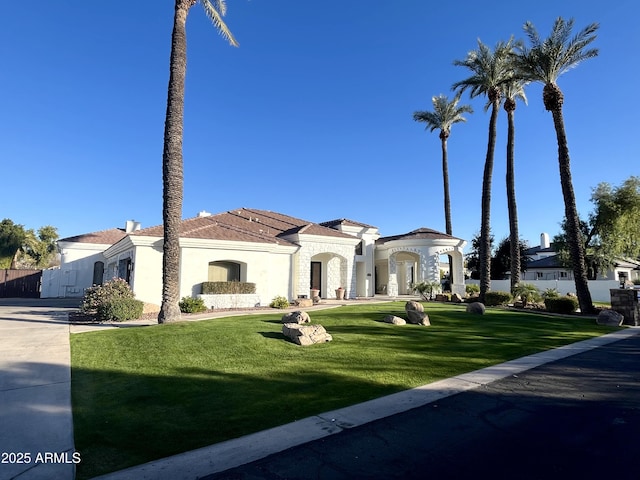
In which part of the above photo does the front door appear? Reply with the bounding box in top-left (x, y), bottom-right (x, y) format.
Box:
top-left (310, 262), bottom-right (322, 293)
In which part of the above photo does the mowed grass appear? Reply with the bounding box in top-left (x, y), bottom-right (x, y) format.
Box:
top-left (71, 302), bottom-right (618, 478)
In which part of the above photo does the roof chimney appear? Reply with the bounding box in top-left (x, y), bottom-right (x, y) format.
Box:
top-left (198, 210), bottom-right (212, 217)
top-left (125, 220), bottom-right (141, 233)
top-left (540, 232), bottom-right (550, 249)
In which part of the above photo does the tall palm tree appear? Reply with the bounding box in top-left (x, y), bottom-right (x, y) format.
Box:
top-left (159, 0), bottom-right (238, 324)
top-left (413, 93), bottom-right (473, 236)
top-left (512, 17), bottom-right (598, 314)
top-left (502, 79), bottom-right (527, 292)
top-left (452, 38), bottom-right (515, 304)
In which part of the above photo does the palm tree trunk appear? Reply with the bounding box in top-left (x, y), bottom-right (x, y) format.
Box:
top-left (441, 135), bottom-right (455, 285)
top-left (441, 136), bottom-right (452, 236)
top-left (478, 98), bottom-right (499, 303)
top-left (549, 106), bottom-right (594, 313)
top-left (506, 109), bottom-right (520, 291)
top-left (158, 0), bottom-right (194, 323)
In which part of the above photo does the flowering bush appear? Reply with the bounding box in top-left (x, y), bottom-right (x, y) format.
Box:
top-left (80, 278), bottom-right (136, 316)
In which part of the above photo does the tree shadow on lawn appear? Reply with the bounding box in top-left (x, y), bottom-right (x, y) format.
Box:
top-left (72, 362), bottom-right (415, 479)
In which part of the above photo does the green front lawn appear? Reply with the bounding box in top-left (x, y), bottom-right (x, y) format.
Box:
top-left (71, 302), bottom-right (617, 478)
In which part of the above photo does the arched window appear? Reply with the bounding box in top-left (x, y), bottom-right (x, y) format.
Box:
top-left (92, 261), bottom-right (104, 286)
top-left (208, 261), bottom-right (241, 282)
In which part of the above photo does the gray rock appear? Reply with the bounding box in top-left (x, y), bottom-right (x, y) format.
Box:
top-left (282, 323), bottom-right (333, 346)
top-left (383, 315), bottom-right (406, 325)
top-left (466, 302), bottom-right (486, 315)
top-left (281, 310), bottom-right (310, 324)
top-left (405, 301), bottom-right (430, 325)
top-left (596, 309), bottom-right (624, 326)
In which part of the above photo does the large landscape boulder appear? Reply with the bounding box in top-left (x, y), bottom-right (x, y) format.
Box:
top-left (282, 323), bottom-right (333, 346)
top-left (281, 310), bottom-right (310, 324)
top-left (466, 302), bottom-right (486, 315)
top-left (596, 309), bottom-right (624, 326)
top-left (383, 315), bottom-right (406, 325)
top-left (405, 301), bottom-right (430, 326)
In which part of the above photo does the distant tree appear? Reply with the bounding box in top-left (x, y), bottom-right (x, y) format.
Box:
top-left (554, 176), bottom-right (640, 277)
top-left (0, 219), bottom-right (27, 268)
top-left (512, 17), bottom-right (599, 314)
top-left (590, 176), bottom-right (640, 261)
top-left (159, 0), bottom-right (238, 324)
top-left (413, 93), bottom-right (473, 236)
top-left (502, 79), bottom-right (528, 291)
top-left (491, 237), bottom-right (530, 280)
top-left (466, 231), bottom-right (494, 280)
top-left (17, 226), bottom-right (59, 268)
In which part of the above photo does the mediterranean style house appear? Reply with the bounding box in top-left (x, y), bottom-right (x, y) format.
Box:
top-left (41, 208), bottom-right (467, 306)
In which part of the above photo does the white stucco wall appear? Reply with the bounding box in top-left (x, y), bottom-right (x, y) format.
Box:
top-left (41, 242), bottom-right (110, 298)
top-left (179, 239), bottom-right (297, 307)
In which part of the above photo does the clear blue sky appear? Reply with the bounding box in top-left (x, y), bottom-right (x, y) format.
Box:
top-left (2, 1), bottom-right (638, 250)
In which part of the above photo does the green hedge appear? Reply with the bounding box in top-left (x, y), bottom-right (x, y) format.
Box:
top-left (201, 281), bottom-right (256, 294)
top-left (484, 291), bottom-right (512, 306)
top-left (96, 298), bottom-right (144, 322)
top-left (544, 296), bottom-right (578, 314)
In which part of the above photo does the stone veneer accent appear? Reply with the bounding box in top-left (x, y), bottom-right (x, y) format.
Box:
top-left (297, 240), bottom-right (356, 298)
top-left (610, 289), bottom-right (640, 326)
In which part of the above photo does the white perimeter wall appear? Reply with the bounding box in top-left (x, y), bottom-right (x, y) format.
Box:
top-left (41, 243), bottom-right (109, 298)
top-left (467, 279), bottom-right (623, 303)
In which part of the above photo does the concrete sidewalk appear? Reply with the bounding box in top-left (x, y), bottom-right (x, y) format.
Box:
top-left (0, 300), bottom-right (78, 480)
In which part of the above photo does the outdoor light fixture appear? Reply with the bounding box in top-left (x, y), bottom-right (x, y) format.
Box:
top-left (619, 272), bottom-right (628, 288)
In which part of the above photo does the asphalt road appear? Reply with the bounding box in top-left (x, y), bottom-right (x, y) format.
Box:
top-left (202, 332), bottom-right (640, 480)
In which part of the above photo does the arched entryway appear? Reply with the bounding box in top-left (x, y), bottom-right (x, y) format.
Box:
top-left (310, 252), bottom-right (349, 298)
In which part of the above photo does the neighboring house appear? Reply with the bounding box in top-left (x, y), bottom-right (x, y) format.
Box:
top-left (42, 208), bottom-right (467, 305)
top-left (522, 233), bottom-right (640, 283)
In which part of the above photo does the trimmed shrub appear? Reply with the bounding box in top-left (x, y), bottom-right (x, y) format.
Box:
top-left (513, 283), bottom-right (541, 307)
top-left (269, 295), bottom-right (290, 309)
top-left (201, 281), bottom-right (256, 294)
top-left (544, 296), bottom-right (579, 314)
top-left (81, 278), bottom-right (135, 315)
top-left (412, 281), bottom-right (441, 300)
top-left (96, 298), bottom-right (144, 322)
top-left (465, 284), bottom-right (480, 296)
top-left (179, 296), bottom-right (207, 313)
top-left (484, 291), bottom-right (512, 306)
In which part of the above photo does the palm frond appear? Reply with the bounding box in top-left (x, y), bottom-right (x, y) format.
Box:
top-left (513, 17), bottom-right (598, 84)
top-left (200, 0), bottom-right (239, 47)
top-left (413, 93), bottom-right (473, 134)
top-left (452, 37), bottom-right (517, 103)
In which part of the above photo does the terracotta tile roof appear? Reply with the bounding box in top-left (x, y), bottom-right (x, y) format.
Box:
top-left (131, 208), bottom-right (354, 245)
top-left (376, 228), bottom-right (462, 244)
top-left (58, 228), bottom-right (128, 245)
top-left (320, 218), bottom-right (378, 229)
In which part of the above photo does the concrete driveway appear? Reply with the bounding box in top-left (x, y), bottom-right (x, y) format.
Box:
top-left (0, 298), bottom-right (80, 480)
